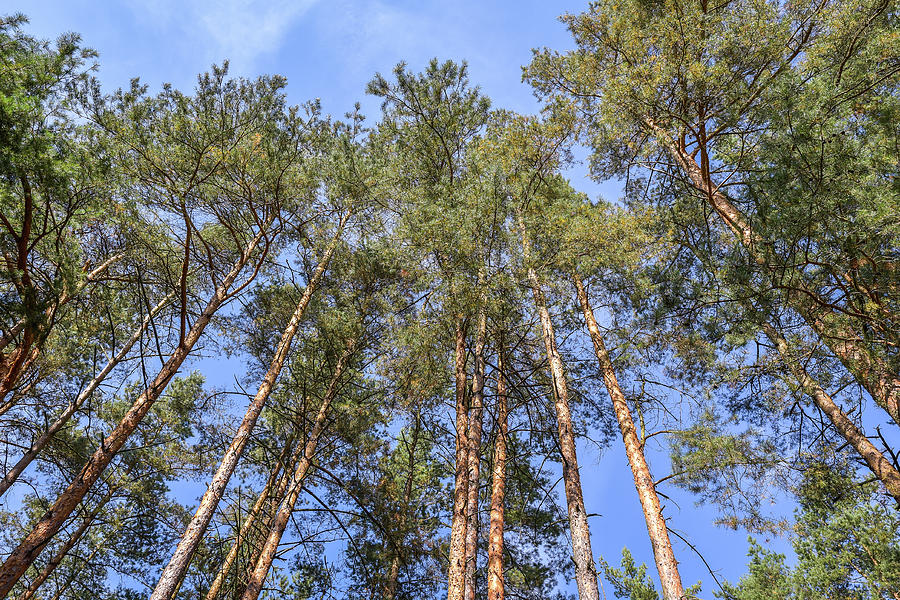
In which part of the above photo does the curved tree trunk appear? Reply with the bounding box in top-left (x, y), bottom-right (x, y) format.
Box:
top-left (150, 211), bottom-right (350, 600)
top-left (0, 228), bottom-right (269, 598)
top-left (487, 345), bottom-right (507, 600)
top-left (761, 323), bottom-right (900, 501)
top-left (239, 340), bottom-right (356, 600)
top-left (0, 253), bottom-right (123, 410)
top-left (0, 291), bottom-right (175, 498)
top-left (447, 316), bottom-right (470, 600)
top-left (651, 121), bottom-right (900, 422)
top-left (463, 308), bottom-right (487, 600)
top-left (519, 212), bottom-right (600, 600)
top-left (573, 273), bottom-right (685, 600)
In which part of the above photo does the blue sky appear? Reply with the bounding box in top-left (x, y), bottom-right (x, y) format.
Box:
top-left (9, 0), bottom-right (790, 596)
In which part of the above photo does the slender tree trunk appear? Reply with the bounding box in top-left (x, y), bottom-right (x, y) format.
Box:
top-left (384, 412), bottom-right (422, 600)
top-left (150, 211), bottom-right (349, 600)
top-left (0, 292), bottom-right (175, 498)
top-left (16, 489), bottom-right (114, 600)
top-left (0, 228), bottom-right (269, 598)
top-left (650, 121), bottom-right (900, 422)
top-left (239, 340), bottom-right (356, 600)
top-left (519, 212), bottom-right (600, 600)
top-left (447, 316), bottom-right (470, 600)
top-left (463, 308), bottom-right (487, 600)
top-left (487, 344), bottom-right (507, 600)
top-left (204, 439), bottom-right (299, 600)
top-left (44, 543), bottom-right (103, 600)
top-left (573, 273), bottom-right (685, 600)
top-left (761, 323), bottom-right (900, 501)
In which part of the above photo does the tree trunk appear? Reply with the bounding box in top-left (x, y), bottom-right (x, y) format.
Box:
top-left (487, 344), bottom-right (507, 600)
top-left (0, 228), bottom-right (269, 599)
top-left (0, 291), bottom-right (175, 498)
top-left (573, 273), bottom-right (685, 600)
top-left (519, 212), bottom-right (600, 600)
top-left (464, 308), bottom-right (487, 600)
top-left (16, 489), bottom-right (114, 600)
top-left (761, 323), bottom-right (900, 501)
top-left (384, 412), bottom-right (422, 600)
top-left (651, 121), bottom-right (900, 422)
top-left (447, 316), bottom-right (470, 600)
top-left (239, 340), bottom-right (356, 600)
top-left (150, 211), bottom-right (349, 600)
top-left (204, 439), bottom-right (299, 600)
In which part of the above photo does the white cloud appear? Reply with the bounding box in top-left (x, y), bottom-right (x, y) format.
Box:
top-left (127, 0), bottom-right (319, 74)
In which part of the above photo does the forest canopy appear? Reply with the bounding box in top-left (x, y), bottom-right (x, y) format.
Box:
top-left (0, 2), bottom-right (899, 599)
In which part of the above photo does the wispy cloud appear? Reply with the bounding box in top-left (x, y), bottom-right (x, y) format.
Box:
top-left (127, 0), bottom-right (319, 73)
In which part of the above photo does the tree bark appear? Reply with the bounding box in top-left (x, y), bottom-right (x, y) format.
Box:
top-left (573, 273), bottom-right (685, 600)
top-left (650, 121), bottom-right (900, 422)
top-left (447, 316), bottom-right (470, 600)
top-left (150, 210), bottom-right (349, 600)
top-left (463, 308), bottom-right (487, 600)
top-left (239, 340), bottom-right (356, 600)
top-left (487, 344), bottom-right (507, 600)
top-left (0, 228), bottom-right (269, 598)
top-left (519, 212), bottom-right (600, 600)
top-left (0, 291), bottom-right (175, 498)
top-left (0, 253), bottom-right (123, 409)
top-left (16, 489), bottom-right (114, 600)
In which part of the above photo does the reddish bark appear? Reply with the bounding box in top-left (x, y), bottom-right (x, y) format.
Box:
top-left (16, 489), bottom-right (114, 600)
top-left (464, 309), bottom-right (487, 600)
top-left (520, 213), bottom-right (600, 600)
top-left (0, 228), bottom-right (269, 598)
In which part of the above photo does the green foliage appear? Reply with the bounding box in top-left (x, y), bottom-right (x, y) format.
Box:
top-left (600, 548), bottom-right (660, 600)
top-left (722, 465), bottom-right (900, 600)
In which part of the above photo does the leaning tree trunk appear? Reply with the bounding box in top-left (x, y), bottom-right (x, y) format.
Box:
top-left (239, 340), bottom-right (356, 600)
top-left (0, 228), bottom-right (269, 598)
top-left (649, 120), bottom-right (900, 422)
top-left (150, 210), bottom-right (350, 600)
top-left (519, 212), bottom-right (600, 600)
top-left (487, 345), bottom-right (508, 600)
top-left (760, 323), bottom-right (900, 501)
top-left (464, 308), bottom-right (487, 600)
top-left (0, 291), bottom-right (175, 498)
top-left (573, 273), bottom-right (685, 600)
top-left (16, 488), bottom-right (114, 600)
top-left (447, 316), bottom-right (470, 600)
top-left (0, 253), bottom-right (123, 410)
top-left (204, 438), bottom-right (299, 600)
